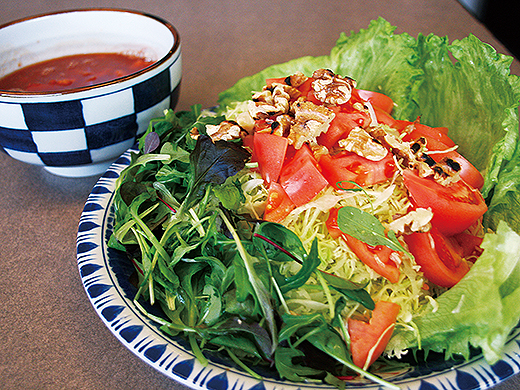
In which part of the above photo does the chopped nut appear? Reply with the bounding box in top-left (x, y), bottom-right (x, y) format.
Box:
top-left (256, 114), bottom-right (292, 137)
top-left (288, 98), bottom-right (335, 149)
top-left (248, 83), bottom-right (299, 119)
top-left (388, 208), bottom-right (433, 234)
top-left (311, 69), bottom-right (356, 105)
top-left (277, 83), bottom-right (303, 101)
top-left (415, 159), bottom-right (436, 179)
top-left (190, 127), bottom-right (200, 140)
top-left (338, 127), bottom-right (388, 161)
top-left (270, 121), bottom-right (283, 136)
top-left (367, 124), bottom-right (461, 185)
top-left (432, 165), bottom-right (460, 185)
top-left (206, 120), bottom-right (244, 142)
top-left (285, 71), bottom-right (308, 88)
top-left (413, 153), bottom-right (461, 185)
top-left (369, 125), bottom-right (415, 164)
top-left (310, 143), bottom-right (329, 160)
top-left (276, 114), bottom-right (293, 137)
top-left (443, 157), bottom-right (461, 173)
top-left (418, 153), bottom-right (436, 167)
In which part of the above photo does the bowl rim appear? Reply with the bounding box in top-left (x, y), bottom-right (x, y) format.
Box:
top-left (0, 7), bottom-right (181, 97)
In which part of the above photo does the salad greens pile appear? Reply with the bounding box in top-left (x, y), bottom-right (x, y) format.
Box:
top-left (108, 17), bottom-right (520, 388)
top-left (109, 108), bottom-right (388, 386)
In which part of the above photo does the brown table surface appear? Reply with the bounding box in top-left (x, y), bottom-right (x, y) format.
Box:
top-left (1, 1), bottom-right (520, 389)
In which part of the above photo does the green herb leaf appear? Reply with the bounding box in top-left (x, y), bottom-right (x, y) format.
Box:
top-left (254, 222), bottom-right (374, 307)
top-left (331, 285), bottom-right (375, 311)
top-left (213, 180), bottom-right (244, 211)
top-left (208, 334), bottom-right (263, 359)
top-left (279, 313), bottom-right (352, 367)
top-left (337, 206), bottom-right (408, 254)
top-left (253, 222), bottom-right (307, 263)
top-left (143, 131), bottom-right (161, 154)
top-left (212, 317), bottom-right (272, 359)
top-left (184, 135), bottom-right (250, 211)
top-left (274, 347), bottom-right (324, 382)
top-left (219, 210), bottom-right (278, 355)
top-left (277, 238), bottom-right (321, 293)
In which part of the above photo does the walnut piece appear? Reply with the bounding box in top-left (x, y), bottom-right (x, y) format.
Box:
top-left (206, 121), bottom-right (244, 142)
top-left (285, 71), bottom-right (308, 88)
top-left (338, 127), bottom-right (388, 161)
top-left (255, 114), bottom-right (292, 137)
top-left (388, 208), bottom-right (433, 235)
top-left (288, 98), bottom-right (335, 149)
top-left (248, 83), bottom-right (300, 119)
top-left (311, 69), bottom-right (356, 105)
top-left (367, 124), bottom-right (462, 185)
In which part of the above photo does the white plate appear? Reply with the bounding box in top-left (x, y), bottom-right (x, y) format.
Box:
top-left (77, 146), bottom-right (520, 390)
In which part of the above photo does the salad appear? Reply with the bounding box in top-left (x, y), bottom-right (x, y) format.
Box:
top-left (108, 18), bottom-right (520, 389)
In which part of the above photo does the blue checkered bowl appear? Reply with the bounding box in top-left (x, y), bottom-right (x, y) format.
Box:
top-left (0, 9), bottom-right (181, 177)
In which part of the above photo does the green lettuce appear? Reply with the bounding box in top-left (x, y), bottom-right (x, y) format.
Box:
top-left (411, 34), bottom-right (520, 210)
top-left (216, 17), bottom-right (520, 364)
top-left (326, 18), bottom-right (421, 120)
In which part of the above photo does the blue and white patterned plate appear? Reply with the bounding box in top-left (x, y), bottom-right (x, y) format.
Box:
top-left (77, 147), bottom-right (520, 390)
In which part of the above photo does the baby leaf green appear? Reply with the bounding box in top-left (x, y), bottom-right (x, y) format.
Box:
top-left (337, 206), bottom-right (408, 255)
top-left (183, 135), bottom-right (250, 211)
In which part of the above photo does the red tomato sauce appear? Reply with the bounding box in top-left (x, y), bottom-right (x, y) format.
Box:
top-left (0, 52), bottom-right (154, 92)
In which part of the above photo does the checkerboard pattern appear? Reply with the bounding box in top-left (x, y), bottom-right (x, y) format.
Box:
top-left (0, 58), bottom-right (181, 168)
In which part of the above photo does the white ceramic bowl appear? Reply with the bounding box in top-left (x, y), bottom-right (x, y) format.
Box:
top-left (0, 8), bottom-right (181, 177)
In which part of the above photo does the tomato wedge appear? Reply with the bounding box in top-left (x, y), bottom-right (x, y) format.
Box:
top-left (316, 109), bottom-right (371, 149)
top-left (253, 132), bottom-right (288, 184)
top-left (283, 143), bottom-right (316, 166)
top-left (355, 88), bottom-right (394, 114)
top-left (264, 182), bottom-right (295, 223)
top-left (401, 121), bottom-right (455, 148)
top-left (402, 169), bottom-right (487, 236)
top-left (453, 232), bottom-right (484, 259)
top-left (404, 226), bottom-right (471, 288)
top-left (348, 301), bottom-right (400, 369)
top-left (319, 150), bottom-right (396, 190)
top-left (326, 208), bottom-right (401, 283)
top-left (373, 105), bottom-right (398, 127)
top-left (279, 145), bottom-right (328, 207)
top-left (429, 150), bottom-right (484, 190)
top-left (342, 234), bottom-right (401, 284)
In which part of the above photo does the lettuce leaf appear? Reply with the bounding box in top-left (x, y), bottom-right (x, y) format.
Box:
top-left (327, 18), bottom-right (422, 120)
top-left (484, 145), bottom-right (520, 233)
top-left (216, 17), bottom-right (520, 364)
top-left (388, 221), bottom-right (520, 364)
top-left (217, 55), bottom-right (328, 109)
top-left (411, 34), bottom-right (520, 204)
